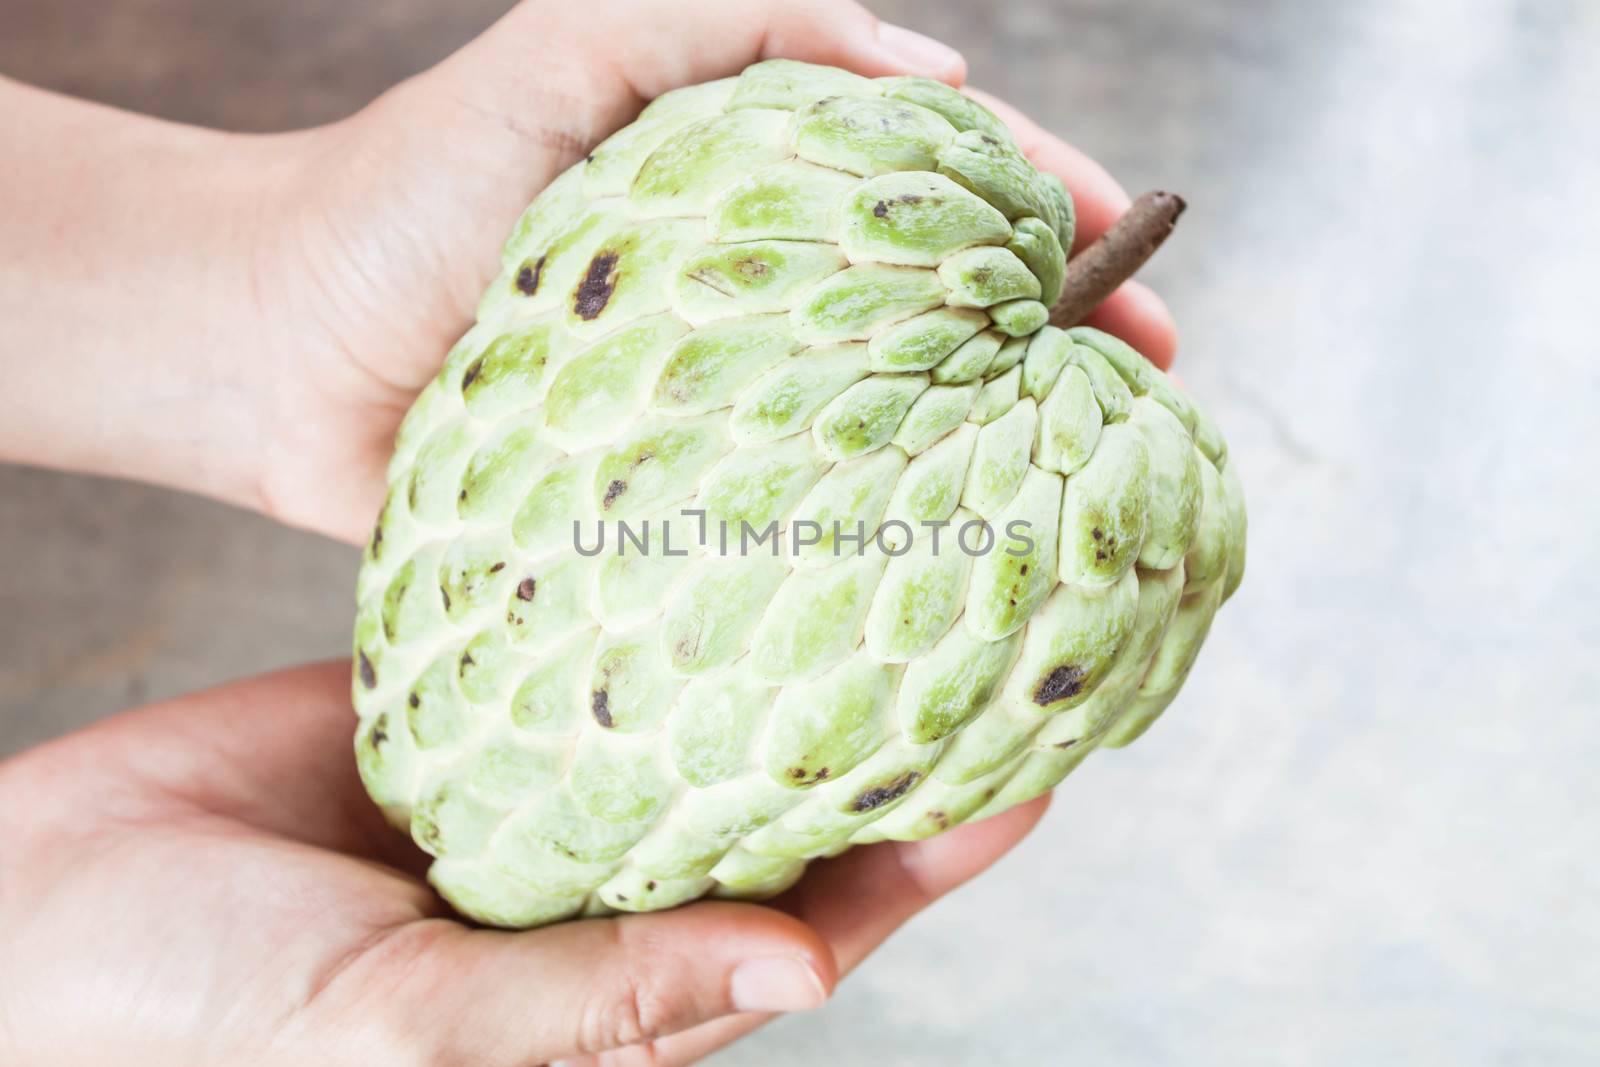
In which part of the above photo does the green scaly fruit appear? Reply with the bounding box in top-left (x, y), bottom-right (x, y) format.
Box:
top-left (351, 59), bottom-right (1245, 928)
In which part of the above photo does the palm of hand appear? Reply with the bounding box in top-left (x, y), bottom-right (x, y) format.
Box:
top-left (0, 663), bottom-right (1046, 1065)
top-left (0, 664), bottom-right (439, 1063)
top-left (247, 72), bottom-right (1173, 546)
top-left (250, 83), bottom-right (574, 544)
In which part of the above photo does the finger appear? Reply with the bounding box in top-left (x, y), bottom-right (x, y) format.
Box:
top-left (435, 0), bottom-right (966, 156)
top-left (365, 903), bottom-right (834, 1065)
top-left (1081, 279), bottom-right (1179, 369)
top-left (563, 0), bottom-right (967, 96)
top-left (960, 87), bottom-right (1132, 252)
top-left (643, 796), bottom-right (1053, 1065)
top-left (595, 1011), bottom-right (771, 1067)
top-left (784, 794), bottom-right (1051, 966)
top-left (959, 89), bottom-right (1179, 365)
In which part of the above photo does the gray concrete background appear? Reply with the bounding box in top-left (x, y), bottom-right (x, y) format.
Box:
top-left (3, 0), bottom-right (1597, 1063)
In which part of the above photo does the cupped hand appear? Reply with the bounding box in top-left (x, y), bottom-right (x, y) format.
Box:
top-left (0, 662), bottom-right (1047, 1065)
top-left (243, 0), bottom-right (1177, 543)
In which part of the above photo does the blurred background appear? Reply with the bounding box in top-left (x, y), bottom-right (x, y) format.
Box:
top-left (3, 0), bottom-right (1597, 1062)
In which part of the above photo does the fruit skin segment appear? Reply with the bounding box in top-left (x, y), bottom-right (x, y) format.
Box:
top-left (351, 59), bottom-right (1245, 928)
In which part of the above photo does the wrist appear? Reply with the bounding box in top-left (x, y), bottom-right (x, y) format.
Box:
top-left (0, 77), bottom-right (304, 517)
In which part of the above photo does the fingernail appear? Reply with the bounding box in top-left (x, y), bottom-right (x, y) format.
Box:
top-left (876, 23), bottom-right (965, 78)
top-left (730, 956), bottom-right (828, 1013)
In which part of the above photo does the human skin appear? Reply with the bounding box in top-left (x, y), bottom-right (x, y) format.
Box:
top-left (0, 0), bottom-right (1175, 546)
top-left (0, 1), bottom-right (1179, 1062)
top-left (0, 663), bottom-right (1049, 1065)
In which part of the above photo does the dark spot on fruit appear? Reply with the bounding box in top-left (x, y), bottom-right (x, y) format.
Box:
top-left (357, 651), bottom-right (377, 689)
top-left (368, 717), bottom-right (389, 749)
top-left (873, 193), bottom-right (923, 219)
top-left (406, 477), bottom-right (418, 511)
top-left (1055, 738), bottom-right (1079, 749)
top-left (516, 254), bottom-right (546, 296)
top-left (686, 267), bottom-right (738, 298)
top-left (851, 771), bottom-right (923, 812)
top-left (440, 586), bottom-right (452, 611)
top-left (382, 583), bottom-right (407, 642)
top-left (457, 488), bottom-right (468, 503)
top-left (489, 561), bottom-right (506, 574)
top-left (592, 690), bottom-right (614, 728)
top-left (602, 479), bottom-right (627, 508)
top-left (1034, 664), bottom-right (1086, 705)
top-left (616, 894), bottom-right (627, 902)
top-left (674, 632), bottom-right (701, 664)
top-left (517, 578), bottom-right (537, 601)
top-left (369, 523), bottom-right (384, 555)
top-left (1019, 564), bottom-right (1029, 576)
top-left (1095, 549), bottom-right (1109, 562)
top-left (1091, 527), bottom-right (1105, 541)
top-left (789, 764), bottom-right (830, 785)
top-left (981, 134), bottom-right (999, 146)
top-left (646, 880), bottom-right (658, 891)
top-left (462, 356), bottom-right (485, 390)
top-left (585, 153), bottom-right (595, 164)
top-left (460, 651), bottom-right (476, 669)
top-left (574, 251), bottom-right (620, 320)
top-left (733, 255), bottom-right (770, 280)
top-left (408, 692), bottom-right (420, 709)
top-left (929, 809), bottom-right (949, 830)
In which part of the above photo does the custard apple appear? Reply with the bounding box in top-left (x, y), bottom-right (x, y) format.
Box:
top-left (352, 59), bottom-right (1245, 928)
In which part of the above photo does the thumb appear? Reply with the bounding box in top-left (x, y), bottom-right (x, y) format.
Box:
top-left (369, 903), bottom-right (835, 1064)
top-left (427, 0), bottom-right (966, 157)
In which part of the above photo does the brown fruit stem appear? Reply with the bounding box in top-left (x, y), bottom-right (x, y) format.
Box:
top-left (1049, 191), bottom-right (1186, 328)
